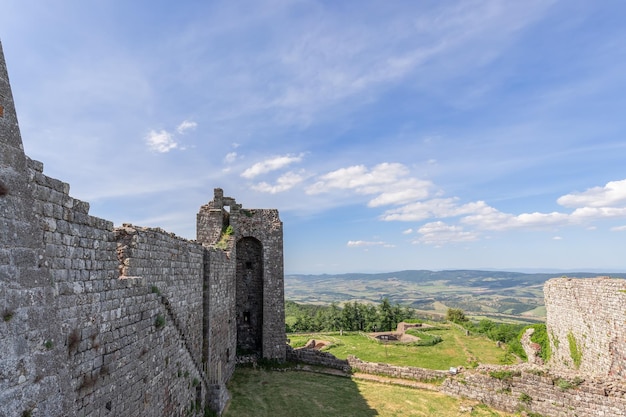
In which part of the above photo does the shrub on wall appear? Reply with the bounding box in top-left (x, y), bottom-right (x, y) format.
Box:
top-left (528, 323), bottom-right (551, 362)
top-left (155, 314), bottom-right (166, 330)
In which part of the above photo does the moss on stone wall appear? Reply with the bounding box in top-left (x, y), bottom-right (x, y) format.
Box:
top-left (567, 331), bottom-right (582, 369)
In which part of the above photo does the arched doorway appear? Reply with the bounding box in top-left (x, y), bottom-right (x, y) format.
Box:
top-left (236, 237), bottom-right (263, 355)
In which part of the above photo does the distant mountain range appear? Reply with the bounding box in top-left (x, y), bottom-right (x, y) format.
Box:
top-left (285, 270), bottom-right (626, 322)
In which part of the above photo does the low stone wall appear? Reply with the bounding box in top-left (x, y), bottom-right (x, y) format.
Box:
top-left (285, 346), bottom-right (626, 417)
top-left (285, 348), bottom-right (448, 382)
top-left (285, 346), bottom-right (350, 371)
top-left (347, 356), bottom-right (448, 382)
top-left (442, 365), bottom-right (626, 417)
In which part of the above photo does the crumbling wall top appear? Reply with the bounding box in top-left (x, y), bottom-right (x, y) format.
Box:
top-left (206, 188), bottom-right (241, 211)
top-left (0, 40), bottom-right (25, 155)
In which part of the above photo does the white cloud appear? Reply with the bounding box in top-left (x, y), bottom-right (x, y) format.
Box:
top-left (307, 163), bottom-right (408, 194)
top-left (347, 240), bottom-right (387, 247)
top-left (176, 120), bottom-right (197, 134)
top-left (552, 236), bottom-right (563, 240)
top-left (415, 221), bottom-right (479, 245)
top-left (402, 228), bottom-right (414, 235)
top-left (250, 171), bottom-right (304, 194)
top-left (145, 130), bottom-right (178, 153)
top-left (367, 179), bottom-right (432, 207)
top-left (381, 198), bottom-right (490, 222)
top-left (462, 208), bottom-right (570, 231)
top-left (306, 162), bottom-right (433, 208)
top-left (241, 154), bottom-right (304, 179)
top-left (558, 179), bottom-right (626, 208)
top-left (610, 225), bottom-right (626, 232)
top-left (145, 119), bottom-right (197, 152)
top-left (306, 164), bottom-right (626, 238)
top-left (380, 176), bottom-right (626, 237)
top-left (224, 152), bottom-right (238, 164)
top-left (570, 206), bottom-right (626, 221)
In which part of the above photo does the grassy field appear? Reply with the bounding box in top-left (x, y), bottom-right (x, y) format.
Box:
top-left (225, 368), bottom-right (515, 417)
top-left (288, 326), bottom-right (511, 369)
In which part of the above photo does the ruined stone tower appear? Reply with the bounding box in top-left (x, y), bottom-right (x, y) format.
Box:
top-left (0, 40), bottom-right (285, 416)
top-left (197, 188), bottom-right (286, 361)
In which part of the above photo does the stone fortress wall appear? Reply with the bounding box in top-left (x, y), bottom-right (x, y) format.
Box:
top-left (441, 277), bottom-right (626, 416)
top-left (544, 276), bottom-right (626, 377)
top-left (0, 41), bottom-right (284, 417)
top-left (3, 37), bottom-right (626, 417)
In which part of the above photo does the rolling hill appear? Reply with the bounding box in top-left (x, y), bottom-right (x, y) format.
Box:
top-left (285, 270), bottom-right (626, 322)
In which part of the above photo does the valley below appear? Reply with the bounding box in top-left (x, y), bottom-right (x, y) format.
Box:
top-left (285, 270), bottom-right (626, 323)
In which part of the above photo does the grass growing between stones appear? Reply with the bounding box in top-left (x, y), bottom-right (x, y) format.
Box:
top-left (289, 326), bottom-right (510, 369)
top-left (224, 368), bottom-right (514, 417)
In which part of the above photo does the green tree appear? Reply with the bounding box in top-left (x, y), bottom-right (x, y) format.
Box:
top-left (354, 302), bottom-right (368, 331)
top-left (326, 302), bottom-right (342, 331)
top-left (475, 319), bottom-right (495, 335)
top-left (487, 323), bottom-right (518, 343)
top-left (378, 298), bottom-right (395, 331)
top-left (292, 313), bottom-right (313, 332)
top-left (446, 308), bottom-right (468, 324)
top-left (341, 302), bottom-right (358, 331)
top-left (363, 304), bottom-right (378, 332)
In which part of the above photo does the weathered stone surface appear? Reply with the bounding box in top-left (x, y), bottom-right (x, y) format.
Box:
top-left (442, 364), bottom-right (626, 417)
top-left (521, 327), bottom-right (544, 366)
top-left (545, 277), bottom-right (626, 377)
top-left (347, 356), bottom-right (448, 382)
top-left (0, 41), bottom-right (285, 417)
top-left (286, 346), bottom-right (350, 371)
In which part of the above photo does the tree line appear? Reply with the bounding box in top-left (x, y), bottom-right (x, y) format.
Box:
top-left (286, 299), bottom-right (414, 333)
top-left (446, 307), bottom-right (549, 361)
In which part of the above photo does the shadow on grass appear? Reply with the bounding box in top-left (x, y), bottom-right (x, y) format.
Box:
top-left (224, 367), bottom-right (377, 417)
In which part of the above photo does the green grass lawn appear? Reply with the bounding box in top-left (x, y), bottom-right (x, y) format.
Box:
top-left (225, 368), bottom-right (515, 417)
top-left (288, 326), bottom-right (511, 369)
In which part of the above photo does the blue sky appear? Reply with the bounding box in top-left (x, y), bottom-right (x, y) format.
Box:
top-left (3, 0), bottom-right (626, 274)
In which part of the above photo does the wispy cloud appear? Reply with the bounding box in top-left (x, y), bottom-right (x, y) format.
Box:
top-left (176, 120), bottom-right (197, 134)
top-left (241, 154), bottom-right (304, 179)
top-left (224, 152), bottom-right (238, 164)
top-left (347, 240), bottom-right (390, 248)
top-left (415, 221), bottom-right (479, 246)
top-left (7, 0), bottom-right (626, 271)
